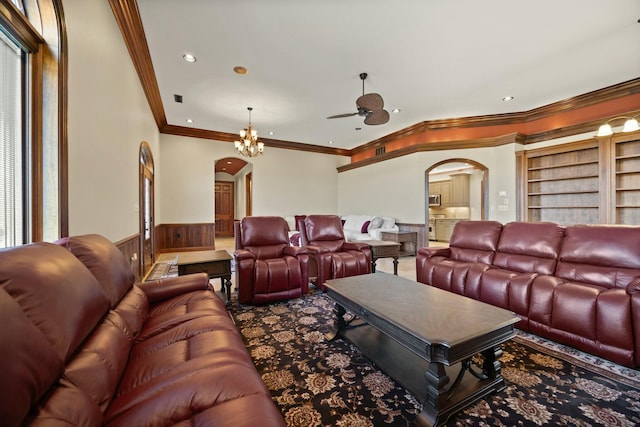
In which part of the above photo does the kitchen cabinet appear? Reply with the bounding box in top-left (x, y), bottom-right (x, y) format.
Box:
top-left (435, 219), bottom-right (460, 242)
top-left (449, 174), bottom-right (470, 207)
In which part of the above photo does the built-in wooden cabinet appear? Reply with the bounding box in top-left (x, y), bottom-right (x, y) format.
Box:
top-left (430, 174), bottom-right (469, 207)
top-left (614, 132), bottom-right (640, 225)
top-left (517, 130), bottom-right (640, 225)
top-left (449, 174), bottom-right (470, 207)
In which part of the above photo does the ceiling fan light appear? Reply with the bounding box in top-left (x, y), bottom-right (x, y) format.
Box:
top-left (597, 123), bottom-right (613, 137)
top-left (623, 118), bottom-right (639, 133)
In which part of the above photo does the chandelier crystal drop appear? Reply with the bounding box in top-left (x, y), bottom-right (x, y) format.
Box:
top-left (234, 107), bottom-right (264, 157)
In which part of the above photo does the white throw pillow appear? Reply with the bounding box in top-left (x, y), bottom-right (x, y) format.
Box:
top-left (381, 217), bottom-right (395, 229)
top-left (368, 216), bottom-right (384, 231)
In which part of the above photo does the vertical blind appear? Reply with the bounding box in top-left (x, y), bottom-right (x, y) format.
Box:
top-left (0, 31), bottom-right (23, 248)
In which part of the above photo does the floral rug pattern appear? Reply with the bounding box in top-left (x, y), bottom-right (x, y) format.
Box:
top-left (229, 289), bottom-right (640, 427)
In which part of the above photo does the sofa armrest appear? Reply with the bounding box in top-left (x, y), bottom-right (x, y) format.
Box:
top-left (417, 247), bottom-right (451, 258)
top-left (234, 248), bottom-right (256, 260)
top-left (344, 241), bottom-right (370, 251)
top-left (137, 272), bottom-right (210, 302)
top-left (284, 245), bottom-right (308, 257)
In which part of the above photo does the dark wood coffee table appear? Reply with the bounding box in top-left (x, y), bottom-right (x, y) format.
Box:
top-left (325, 273), bottom-right (519, 427)
top-left (177, 250), bottom-right (232, 304)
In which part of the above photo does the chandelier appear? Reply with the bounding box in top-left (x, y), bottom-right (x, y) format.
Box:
top-left (234, 107), bottom-right (264, 157)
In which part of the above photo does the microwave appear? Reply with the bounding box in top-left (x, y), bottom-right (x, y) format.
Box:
top-left (428, 193), bottom-right (441, 207)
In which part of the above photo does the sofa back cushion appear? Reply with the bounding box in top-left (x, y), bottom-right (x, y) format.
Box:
top-left (301, 215), bottom-right (345, 252)
top-left (0, 288), bottom-right (64, 426)
top-left (342, 215), bottom-right (372, 232)
top-left (239, 216), bottom-right (289, 259)
top-left (449, 221), bottom-right (503, 264)
top-left (556, 225), bottom-right (640, 289)
top-left (493, 221), bottom-right (565, 274)
top-left (0, 242), bottom-right (110, 426)
top-left (57, 234), bottom-right (135, 308)
top-left (0, 242), bottom-right (110, 360)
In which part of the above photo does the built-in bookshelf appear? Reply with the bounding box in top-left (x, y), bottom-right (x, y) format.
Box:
top-left (517, 131), bottom-right (640, 225)
top-left (522, 140), bottom-right (600, 224)
top-left (614, 132), bottom-right (640, 225)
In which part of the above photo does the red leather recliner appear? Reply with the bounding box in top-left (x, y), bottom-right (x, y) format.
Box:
top-left (234, 216), bottom-right (309, 304)
top-left (297, 215), bottom-right (372, 291)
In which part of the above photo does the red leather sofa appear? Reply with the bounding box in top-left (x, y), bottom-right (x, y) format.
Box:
top-left (417, 220), bottom-right (640, 368)
top-left (0, 234), bottom-right (284, 427)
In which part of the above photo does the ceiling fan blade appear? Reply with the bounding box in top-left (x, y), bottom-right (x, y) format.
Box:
top-left (364, 109), bottom-right (390, 125)
top-left (357, 93), bottom-right (384, 112)
top-left (327, 112), bottom-right (358, 119)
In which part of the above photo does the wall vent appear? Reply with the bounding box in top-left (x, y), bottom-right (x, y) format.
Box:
top-left (174, 94), bottom-right (183, 103)
top-left (375, 146), bottom-right (386, 156)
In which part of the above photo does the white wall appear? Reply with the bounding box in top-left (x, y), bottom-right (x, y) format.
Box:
top-left (158, 134), bottom-right (349, 223)
top-left (338, 144), bottom-right (518, 224)
top-left (65, 0), bottom-right (159, 241)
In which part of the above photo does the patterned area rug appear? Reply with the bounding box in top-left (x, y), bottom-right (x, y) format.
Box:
top-left (229, 289), bottom-right (640, 427)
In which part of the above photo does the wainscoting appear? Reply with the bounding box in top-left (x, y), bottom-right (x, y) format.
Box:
top-left (115, 234), bottom-right (141, 282)
top-left (155, 223), bottom-right (216, 253)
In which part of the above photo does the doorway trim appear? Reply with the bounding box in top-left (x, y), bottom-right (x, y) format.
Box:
top-left (139, 142), bottom-right (155, 277)
top-left (425, 158), bottom-right (489, 223)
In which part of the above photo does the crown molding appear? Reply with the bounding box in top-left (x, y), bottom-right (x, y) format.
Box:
top-left (161, 124), bottom-right (351, 156)
top-left (338, 133), bottom-right (526, 172)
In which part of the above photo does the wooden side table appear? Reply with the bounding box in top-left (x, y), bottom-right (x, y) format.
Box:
top-left (380, 231), bottom-right (418, 256)
top-left (177, 250), bottom-right (233, 304)
top-left (365, 240), bottom-right (401, 275)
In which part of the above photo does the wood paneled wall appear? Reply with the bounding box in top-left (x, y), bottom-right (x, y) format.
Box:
top-left (155, 223), bottom-right (216, 253)
top-left (115, 234), bottom-right (141, 282)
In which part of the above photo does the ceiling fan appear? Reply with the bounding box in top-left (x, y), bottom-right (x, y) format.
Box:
top-left (327, 72), bottom-right (390, 125)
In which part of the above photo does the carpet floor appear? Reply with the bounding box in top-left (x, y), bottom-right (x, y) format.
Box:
top-left (228, 289), bottom-right (640, 427)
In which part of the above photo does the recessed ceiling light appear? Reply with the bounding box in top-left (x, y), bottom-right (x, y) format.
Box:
top-left (268, 131), bottom-right (274, 135)
top-left (234, 66), bottom-right (248, 75)
top-left (226, 161), bottom-right (232, 164)
top-left (392, 108), bottom-right (401, 113)
top-left (183, 53), bottom-right (196, 63)
top-left (186, 118), bottom-right (194, 124)
top-left (328, 140), bottom-right (334, 144)
top-left (502, 96), bottom-right (514, 101)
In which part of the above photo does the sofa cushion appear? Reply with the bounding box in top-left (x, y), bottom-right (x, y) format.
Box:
top-left (556, 225), bottom-right (640, 289)
top-left (449, 221), bottom-right (502, 264)
top-left (0, 242), bottom-right (110, 361)
top-left (369, 216), bottom-right (384, 230)
top-left (493, 221), bottom-right (565, 274)
top-left (58, 234), bottom-right (135, 308)
top-left (342, 215), bottom-right (372, 232)
top-left (0, 288), bottom-right (64, 427)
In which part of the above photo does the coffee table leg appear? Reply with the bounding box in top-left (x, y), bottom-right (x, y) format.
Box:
top-left (420, 361), bottom-right (450, 427)
top-left (393, 256), bottom-right (398, 275)
top-left (371, 258), bottom-right (377, 273)
top-left (326, 303), bottom-right (346, 341)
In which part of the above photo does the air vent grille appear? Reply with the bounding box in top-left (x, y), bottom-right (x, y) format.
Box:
top-left (375, 146), bottom-right (386, 156)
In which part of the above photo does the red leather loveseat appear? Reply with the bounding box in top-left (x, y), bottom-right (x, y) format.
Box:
top-left (417, 220), bottom-right (640, 368)
top-left (0, 234), bottom-right (284, 427)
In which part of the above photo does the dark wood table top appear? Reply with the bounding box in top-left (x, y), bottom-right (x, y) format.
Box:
top-left (325, 273), bottom-right (519, 360)
top-left (177, 249), bottom-right (232, 266)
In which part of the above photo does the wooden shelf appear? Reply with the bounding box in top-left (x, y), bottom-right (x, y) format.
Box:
top-left (528, 190), bottom-right (598, 196)
top-left (527, 174), bottom-right (599, 183)
top-left (527, 159), bottom-right (598, 171)
top-left (528, 206), bottom-right (598, 209)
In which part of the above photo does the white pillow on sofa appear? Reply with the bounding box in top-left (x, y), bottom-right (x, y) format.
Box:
top-left (368, 216), bottom-right (384, 231)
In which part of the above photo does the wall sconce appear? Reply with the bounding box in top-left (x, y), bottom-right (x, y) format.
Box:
top-left (596, 115), bottom-right (640, 137)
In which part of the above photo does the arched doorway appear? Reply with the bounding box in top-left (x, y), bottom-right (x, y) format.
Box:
top-left (425, 158), bottom-right (489, 243)
top-left (139, 142), bottom-right (155, 276)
